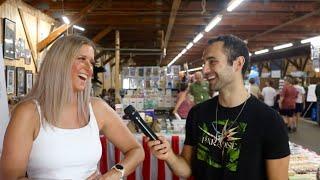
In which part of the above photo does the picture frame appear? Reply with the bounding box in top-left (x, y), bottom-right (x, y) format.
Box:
top-left (16, 67), bottom-right (25, 96)
top-left (25, 70), bottom-right (33, 94)
top-left (3, 18), bottom-right (16, 60)
top-left (5, 66), bottom-right (15, 94)
top-left (24, 49), bottom-right (31, 65)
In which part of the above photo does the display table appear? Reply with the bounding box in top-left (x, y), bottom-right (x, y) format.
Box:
top-left (99, 134), bottom-right (187, 180)
top-left (99, 136), bottom-right (320, 180)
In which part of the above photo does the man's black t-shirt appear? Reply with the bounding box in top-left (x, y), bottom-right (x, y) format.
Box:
top-left (184, 96), bottom-right (290, 180)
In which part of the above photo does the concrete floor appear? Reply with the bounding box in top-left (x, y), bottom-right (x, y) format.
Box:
top-left (289, 118), bottom-right (320, 154)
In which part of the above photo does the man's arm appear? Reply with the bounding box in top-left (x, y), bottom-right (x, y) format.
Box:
top-left (147, 137), bottom-right (193, 178)
top-left (266, 156), bottom-right (289, 180)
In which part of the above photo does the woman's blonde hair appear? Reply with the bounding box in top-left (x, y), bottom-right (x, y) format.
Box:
top-left (22, 35), bottom-right (96, 126)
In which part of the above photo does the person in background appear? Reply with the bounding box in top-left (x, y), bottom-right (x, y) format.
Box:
top-left (189, 71), bottom-right (210, 104)
top-left (100, 88), bottom-right (108, 99)
top-left (173, 83), bottom-right (194, 120)
top-left (147, 35), bottom-right (289, 179)
top-left (280, 76), bottom-right (298, 132)
top-left (0, 35), bottom-right (144, 179)
top-left (261, 80), bottom-right (277, 109)
top-left (248, 78), bottom-right (261, 99)
top-left (293, 78), bottom-right (306, 129)
top-left (315, 82), bottom-right (320, 126)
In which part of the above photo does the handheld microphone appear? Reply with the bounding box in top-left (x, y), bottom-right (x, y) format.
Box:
top-left (124, 105), bottom-right (159, 140)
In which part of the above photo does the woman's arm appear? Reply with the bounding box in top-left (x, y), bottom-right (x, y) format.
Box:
top-left (91, 98), bottom-right (145, 178)
top-left (0, 101), bottom-right (38, 179)
top-left (173, 91), bottom-right (187, 115)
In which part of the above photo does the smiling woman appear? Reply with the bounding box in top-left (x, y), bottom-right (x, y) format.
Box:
top-left (0, 35), bottom-right (144, 180)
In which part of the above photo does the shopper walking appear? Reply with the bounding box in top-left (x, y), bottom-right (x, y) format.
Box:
top-left (147, 35), bottom-right (290, 180)
top-left (261, 80), bottom-right (277, 108)
top-left (280, 76), bottom-right (298, 132)
top-left (293, 78), bottom-right (306, 129)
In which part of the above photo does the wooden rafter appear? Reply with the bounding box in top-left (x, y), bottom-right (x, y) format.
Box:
top-left (282, 61), bottom-right (290, 78)
top-left (37, 0), bottom-right (103, 52)
top-left (302, 55), bottom-right (310, 71)
top-left (160, 0), bottom-right (181, 64)
top-left (18, 8), bottom-right (38, 72)
top-left (92, 26), bottom-right (113, 43)
top-left (103, 55), bottom-right (115, 65)
top-left (0, 0), bottom-right (6, 6)
top-left (247, 8), bottom-right (320, 41)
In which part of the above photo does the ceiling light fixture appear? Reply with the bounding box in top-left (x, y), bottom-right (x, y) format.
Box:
top-left (227, 0), bottom-right (244, 12)
top-left (205, 15), bottom-right (222, 32)
top-left (188, 67), bottom-right (203, 72)
top-left (301, 35), bottom-right (320, 44)
top-left (193, 32), bottom-right (204, 43)
top-left (254, 49), bottom-right (269, 55)
top-left (186, 42), bottom-right (194, 50)
top-left (273, 43), bottom-right (293, 50)
top-left (73, 25), bottom-right (85, 31)
top-left (62, 16), bottom-right (70, 24)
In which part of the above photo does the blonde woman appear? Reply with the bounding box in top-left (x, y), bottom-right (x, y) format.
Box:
top-left (0, 35), bottom-right (144, 179)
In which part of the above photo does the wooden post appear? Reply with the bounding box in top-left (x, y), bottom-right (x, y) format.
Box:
top-left (114, 30), bottom-right (121, 103)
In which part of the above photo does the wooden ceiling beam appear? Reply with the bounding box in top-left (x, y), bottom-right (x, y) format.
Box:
top-left (18, 8), bottom-right (38, 72)
top-left (247, 8), bottom-right (320, 41)
top-left (162, 0), bottom-right (181, 53)
top-left (0, 0), bottom-right (6, 6)
top-left (37, 0), bottom-right (103, 52)
top-left (92, 26), bottom-right (113, 43)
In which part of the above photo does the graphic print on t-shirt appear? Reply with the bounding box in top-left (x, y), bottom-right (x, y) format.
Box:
top-left (197, 119), bottom-right (247, 172)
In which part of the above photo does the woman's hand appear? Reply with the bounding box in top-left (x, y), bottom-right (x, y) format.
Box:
top-left (86, 170), bottom-right (102, 180)
top-left (99, 169), bottom-right (122, 180)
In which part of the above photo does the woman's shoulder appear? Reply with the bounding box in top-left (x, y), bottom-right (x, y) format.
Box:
top-left (9, 100), bottom-right (39, 136)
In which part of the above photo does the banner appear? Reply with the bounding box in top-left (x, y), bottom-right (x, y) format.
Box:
top-left (0, 44), bottom-right (10, 154)
top-left (311, 41), bottom-right (320, 71)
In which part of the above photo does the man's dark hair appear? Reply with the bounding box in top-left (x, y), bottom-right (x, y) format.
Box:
top-left (208, 35), bottom-right (250, 75)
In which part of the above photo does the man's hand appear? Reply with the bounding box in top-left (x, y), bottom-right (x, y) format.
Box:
top-left (86, 170), bottom-right (102, 180)
top-left (146, 136), bottom-right (174, 161)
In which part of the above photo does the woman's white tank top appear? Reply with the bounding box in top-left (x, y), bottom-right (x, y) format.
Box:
top-left (27, 100), bottom-right (102, 179)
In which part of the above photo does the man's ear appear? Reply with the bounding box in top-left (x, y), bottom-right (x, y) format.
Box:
top-left (233, 56), bottom-right (245, 72)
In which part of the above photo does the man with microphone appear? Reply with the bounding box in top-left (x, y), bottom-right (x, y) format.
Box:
top-left (147, 35), bottom-right (290, 179)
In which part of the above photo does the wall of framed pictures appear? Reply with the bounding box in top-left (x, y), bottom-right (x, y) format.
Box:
top-left (121, 65), bottom-right (180, 90)
top-left (0, 0), bottom-right (55, 98)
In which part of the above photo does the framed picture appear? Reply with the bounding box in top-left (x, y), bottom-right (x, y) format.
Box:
top-left (5, 66), bottom-right (15, 94)
top-left (24, 49), bottom-right (31, 65)
top-left (16, 67), bottom-right (25, 96)
top-left (25, 70), bottom-right (33, 94)
top-left (3, 18), bottom-right (16, 59)
top-left (15, 38), bottom-right (25, 59)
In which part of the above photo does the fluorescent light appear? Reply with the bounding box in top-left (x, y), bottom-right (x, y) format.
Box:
top-left (168, 54), bottom-right (181, 67)
top-left (181, 49), bottom-right (187, 55)
top-left (273, 43), bottom-right (293, 50)
top-left (73, 25), bottom-right (85, 31)
top-left (188, 67), bottom-right (203, 72)
top-left (301, 35), bottom-right (320, 44)
top-left (62, 16), bottom-right (70, 24)
top-left (205, 15), bottom-right (222, 32)
top-left (193, 33), bottom-right (204, 43)
top-left (186, 42), bottom-right (193, 50)
top-left (249, 52), bottom-right (252, 56)
top-left (227, 0), bottom-right (244, 12)
top-left (254, 49), bottom-right (269, 55)
top-left (315, 68), bottom-right (320, 73)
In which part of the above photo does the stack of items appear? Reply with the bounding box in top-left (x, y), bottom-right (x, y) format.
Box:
top-left (289, 142), bottom-right (320, 179)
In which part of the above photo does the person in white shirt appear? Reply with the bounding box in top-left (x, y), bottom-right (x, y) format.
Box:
top-left (293, 78), bottom-right (305, 131)
top-left (261, 81), bottom-right (277, 108)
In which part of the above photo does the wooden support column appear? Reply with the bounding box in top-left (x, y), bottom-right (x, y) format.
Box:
top-left (159, 0), bottom-right (181, 65)
top-left (114, 30), bottom-right (120, 103)
top-left (18, 8), bottom-right (38, 72)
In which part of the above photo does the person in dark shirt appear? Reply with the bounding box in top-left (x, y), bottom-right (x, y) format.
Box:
top-left (147, 35), bottom-right (290, 180)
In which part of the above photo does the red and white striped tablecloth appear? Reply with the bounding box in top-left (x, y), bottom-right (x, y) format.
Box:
top-left (99, 134), bottom-right (193, 180)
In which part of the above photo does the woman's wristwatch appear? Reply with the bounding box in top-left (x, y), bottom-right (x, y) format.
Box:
top-left (111, 164), bottom-right (125, 179)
